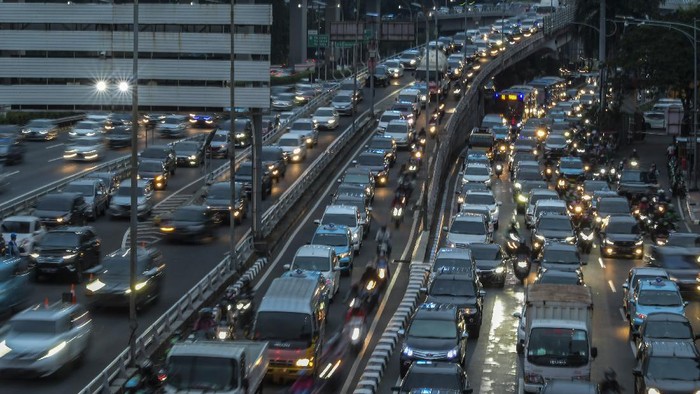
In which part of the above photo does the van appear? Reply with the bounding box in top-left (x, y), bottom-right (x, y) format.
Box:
top-left (284, 245), bottom-right (340, 298)
top-left (315, 205), bottom-right (363, 252)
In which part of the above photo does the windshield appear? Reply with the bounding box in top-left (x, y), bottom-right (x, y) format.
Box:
top-left (645, 320), bottom-right (693, 339)
top-left (139, 161), bottom-right (164, 173)
top-left (237, 165), bottom-right (253, 177)
top-left (464, 166), bottom-right (489, 176)
top-left (527, 328), bottom-right (589, 367)
top-left (26, 120), bottom-right (53, 128)
top-left (293, 256), bottom-right (331, 272)
top-left (208, 184), bottom-right (241, 200)
top-left (278, 137), bottom-right (300, 147)
top-left (598, 199), bottom-right (629, 214)
top-left (548, 136), bottom-right (568, 146)
top-left (606, 220), bottom-right (640, 234)
top-left (451, 220), bottom-right (486, 235)
top-left (173, 209), bottom-right (205, 222)
top-left (167, 355), bottom-right (237, 391)
top-left (392, 104), bottom-right (412, 113)
top-left (10, 320), bottom-right (57, 335)
top-left (380, 114), bottom-right (401, 124)
top-left (36, 196), bottom-right (73, 211)
top-left (254, 312), bottom-right (313, 343)
top-left (542, 248), bottom-right (579, 263)
top-left (312, 232), bottom-right (348, 247)
top-left (141, 148), bottom-right (168, 159)
top-left (212, 133), bottom-right (228, 142)
top-left (538, 217), bottom-right (572, 231)
top-left (40, 232), bottom-right (80, 248)
top-left (470, 245), bottom-right (500, 260)
top-left (465, 194), bottom-right (495, 205)
top-left (314, 109), bottom-right (334, 117)
top-left (357, 155), bottom-right (384, 167)
top-left (1, 221), bottom-right (31, 234)
top-left (369, 139), bottom-right (394, 150)
top-left (667, 235), bottom-right (700, 247)
top-left (75, 122), bottom-right (98, 130)
top-left (430, 278), bottom-right (476, 297)
top-left (470, 134), bottom-right (494, 146)
top-left (175, 142), bottom-right (199, 153)
top-left (434, 257), bottom-right (471, 271)
top-left (620, 170), bottom-right (648, 183)
top-left (63, 184), bottom-right (95, 196)
top-left (334, 96), bottom-right (351, 103)
top-left (117, 186), bottom-right (145, 197)
top-left (408, 319), bottom-right (457, 339)
top-left (322, 213), bottom-right (357, 227)
top-left (646, 356), bottom-right (700, 380)
top-left (638, 290), bottom-right (683, 307)
top-left (560, 160), bottom-right (583, 170)
top-left (343, 174), bottom-right (368, 184)
top-left (657, 253), bottom-right (700, 269)
top-left (292, 121), bottom-right (314, 130)
top-left (584, 181), bottom-right (609, 193)
top-left (398, 94), bottom-right (416, 102)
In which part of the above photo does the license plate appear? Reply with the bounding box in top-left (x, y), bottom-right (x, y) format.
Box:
top-left (42, 268), bottom-right (58, 273)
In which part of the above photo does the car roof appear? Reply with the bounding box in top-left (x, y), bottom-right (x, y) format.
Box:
top-left (630, 266), bottom-right (670, 278)
top-left (638, 277), bottom-right (679, 292)
top-left (296, 244), bottom-right (334, 257)
top-left (644, 312), bottom-right (691, 323)
top-left (414, 303), bottom-right (458, 320)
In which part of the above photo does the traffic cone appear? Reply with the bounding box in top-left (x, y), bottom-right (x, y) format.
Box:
top-left (44, 297), bottom-right (49, 308)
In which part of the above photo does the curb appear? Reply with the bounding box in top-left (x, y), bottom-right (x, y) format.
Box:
top-left (353, 231), bottom-right (431, 394)
top-left (683, 197), bottom-right (700, 225)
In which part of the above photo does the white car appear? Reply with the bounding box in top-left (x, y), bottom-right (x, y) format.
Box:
top-left (315, 205), bottom-right (363, 252)
top-left (1, 215), bottom-right (46, 256)
top-left (311, 107), bottom-right (339, 130)
top-left (284, 245), bottom-right (341, 298)
top-left (275, 133), bottom-right (307, 163)
top-left (377, 110), bottom-right (404, 132)
top-left (460, 190), bottom-right (501, 230)
top-left (460, 163), bottom-right (492, 187)
top-left (288, 118), bottom-right (318, 147)
top-left (384, 59), bottom-right (405, 78)
top-left (63, 137), bottom-right (106, 162)
top-left (444, 213), bottom-right (492, 248)
top-left (68, 121), bottom-right (102, 140)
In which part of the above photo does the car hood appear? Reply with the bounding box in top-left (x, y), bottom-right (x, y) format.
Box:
top-left (66, 145), bottom-right (100, 152)
top-left (138, 170), bottom-right (163, 179)
top-left (34, 208), bottom-right (70, 218)
top-left (642, 378), bottom-right (700, 392)
top-left (5, 334), bottom-right (64, 354)
top-left (476, 259), bottom-right (504, 270)
top-left (210, 141), bottom-right (228, 148)
top-left (107, 134), bottom-right (130, 140)
top-left (163, 220), bottom-right (204, 228)
top-left (278, 145), bottom-right (300, 153)
top-left (404, 336), bottom-right (458, 352)
top-left (355, 164), bottom-right (385, 173)
top-left (205, 197), bottom-right (231, 207)
top-left (541, 262), bottom-right (581, 272)
top-left (385, 133), bottom-right (408, 142)
top-left (313, 116), bottom-right (334, 122)
top-left (332, 102), bottom-right (352, 108)
top-left (112, 195), bottom-right (147, 206)
top-left (237, 174), bottom-right (253, 183)
top-left (158, 124), bottom-right (183, 130)
top-left (92, 274), bottom-right (132, 292)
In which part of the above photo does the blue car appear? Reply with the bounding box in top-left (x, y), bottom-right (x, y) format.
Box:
top-left (311, 224), bottom-right (354, 274)
top-left (628, 277), bottom-right (687, 335)
top-left (0, 257), bottom-right (30, 314)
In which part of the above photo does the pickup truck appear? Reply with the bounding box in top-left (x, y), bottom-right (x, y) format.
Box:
top-left (163, 341), bottom-right (268, 394)
top-left (514, 284), bottom-right (597, 393)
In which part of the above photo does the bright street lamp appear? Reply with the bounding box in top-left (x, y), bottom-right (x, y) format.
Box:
top-left (118, 81), bottom-right (130, 92)
top-left (95, 80), bottom-right (107, 92)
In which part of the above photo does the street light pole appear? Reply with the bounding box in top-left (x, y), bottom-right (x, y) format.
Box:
top-left (128, 0), bottom-right (139, 367)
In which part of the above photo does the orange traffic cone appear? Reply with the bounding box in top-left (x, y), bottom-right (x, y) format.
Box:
top-left (44, 297), bottom-right (49, 308)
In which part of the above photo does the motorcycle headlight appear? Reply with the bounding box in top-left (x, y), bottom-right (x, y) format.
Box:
top-left (604, 238), bottom-right (614, 245)
top-left (63, 253), bottom-right (77, 261)
top-left (216, 327), bottom-right (230, 340)
top-left (494, 266), bottom-right (505, 274)
top-left (517, 260), bottom-right (528, 268)
top-left (581, 232), bottom-right (594, 241)
top-left (635, 239), bottom-right (644, 245)
top-left (646, 389), bottom-right (661, 394)
top-left (514, 182), bottom-right (522, 190)
top-left (517, 194), bottom-right (528, 203)
top-left (565, 236), bottom-right (576, 243)
top-left (351, 327), bottom-right (361, 341)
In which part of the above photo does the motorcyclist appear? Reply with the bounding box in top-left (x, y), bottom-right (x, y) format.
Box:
top-left (638, 197), bottom-right (650, 215)
top-left (599, 368), bottom-right (623, 393)
top-left (375, 250), bottom-right (391, 283)
top-left (417, 127), bottom-right (427, 145)
top-left (192, 308), bottom-right (217, 338)
top-left (657, 188), bottom-right (670, 204)
top-left (375, 225), bottom-right (392, 257)
top-left (648, 163), bottom-right (658, 183)
top-left (238, 278), bottom-right (254, 300)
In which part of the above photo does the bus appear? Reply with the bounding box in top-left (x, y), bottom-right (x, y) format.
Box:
top-left (528, 76), bottom-right (566, 109)
top-left (492, 85), bottom-right (539, 127)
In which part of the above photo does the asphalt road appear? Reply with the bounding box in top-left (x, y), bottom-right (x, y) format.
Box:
top-left (0, 73), bottom-right (420, 393)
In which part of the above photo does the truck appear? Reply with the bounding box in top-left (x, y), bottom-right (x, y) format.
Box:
top-left (515, 284), bottom-right (596, 393)
top-left (163, 341), bottom-right (268, 394)
top-left (415, 47), bottom-right (449, 99)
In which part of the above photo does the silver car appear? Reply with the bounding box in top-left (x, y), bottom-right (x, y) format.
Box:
top-left (68, 121), bottom-right (102, 140)
top-left (312, 107), bottom-right (340, 130)
top-left (0, 301), bottom-right (92, 377)
top-left (63, 137), bottom-right (106, 162)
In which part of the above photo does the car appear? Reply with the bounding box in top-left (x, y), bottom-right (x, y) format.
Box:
top-left (468, 243), bottom-right (508, 287)
top-left (445, 213), bottom-right (492, 247)
top-left (638, 312), bottom-right (699, 352)
top-left (30, 226), bottom-right (101, 283)
top-left (398, 50), bottom-right (421, 70)
top-left (188, 113), bottom-right (217, 128)
top-left (331, 92), bottom-right (355, 116)
top-left (0, 300), bottom-right (92, 377)
top-left (390, 102), bottom-right (416, 128)
top-left (1, 216), bottom-right (46, 256)
top-left (617, 169), bottom-right (659, 198)
top-left (220, 118), bottom-right (253, 148)
top-left (209, 128), bottom-right (231, 158)
top-left (383, 119), bottom-right (413, 150)
top-left (538, 243), bottom-right (582, 273)
top-left (203, 181), bottom-right (247, 224)
top-left (393, 361), bottom-right (474, 393)
top-left (514, 181), bottom-right (549, 213)
top-left (271, 92), bottom-right (297, 111)
top-left (156, 115), bottom-right (188, 138)
top-left (275, 132), bottom-right (307, 163)
top-left (20, 119), bottom-right (59, 141)
top-left (459, 190), bottom-right (501, 229)
top-left (337, 79), bottom-right (364, 103)
top-left (377, 110), bottom-right (405, 132)
top-left (284, 245), bottom-right (340, 297)
top-left (385, 59), bottom-right (405, 78)
top-left (288, 118), bottom-right (318, 147)
top-left (62, 178), bottom-right (109, 220)
top-left (34, 192), bottom-right (89, 227)
top-left (633, 339), bottom-right (700, 393)
top-left (399, 303), bottom-right (469, 376)
top-left (534, 269), bottom-right (585, 285)
top-left (531, 213), bottom-right (577, 254)
top-left (460, 163), bottom-right (492, 187)
top-left (432, 247), bottom-right (475, 274)
top-left (84, 246), bottom-right (165, 308)
top-left (370, 65), bottom-right (390, 87)
top-left (0, 133), bottom-right (25, 165)
top-left (104, 125), bottom-right (133, 148)
top-left (140, 145), bottom-right (177, 175)
top-left (335, 181), bottom-right (372, 206)
top-left (540, 380), bottom-right (599, 394)
top-left (396, 88), bottom-right (421, 116)
top-left (142, 113), bottom-right (167, 129)
top-left (646, 246), bottom-right (700, 292)
top-left (293, 85), bottom-right (317, 105)
top-left (581, 180), bottom-right (610, 202)
top-left (622, 267), bottom-right (671, 317)
top-left (159, 205), bottom-right (219, 243)
top-left (138, 159), bottom-right (169, 190)
top-left (557, 156), bottom-right (586, 181)
top-left (91, 172), bottom-right (121, 203)
top-left (236, 161), bottom-right (272, 200)
top-left (107, 179), bottom-right (154, 220)
top-left (354, 150), bottom-right (390, 187)
top-left (366, 135), bottom-right (397, 167)
top-left (525, 189), bottom-right (560, 228)
top-left (104, 113), bottom-right (133, 130)
top-left (543, 134), bottom-right (569, 159)
top-left (331, 193), bottom-right (371, 238)
top-left (63, 137), bottom-right (106, 162)
top-left (532, 199), bottom-right (569, 227)
top-left (0, 256), bottom-right (31, 314)
top-left (599, 214), bottom-right (644, 258)
top-left (660, 232), bottom-right (700, 248)
top-left (261, 146), bottom-right (287, 181)
top-left (628, 277), bottom-right (687, 334)
top-left (68, 120), bottom-right (102, 140)
top-left (312, 107), bottom-right (340, 130)
top-left (173, 140), bottom-right (204, 167)
top-left (310, 223), bottom-right (354, 275)
top-left (315, 205), bottom-right (363, 253)
top-left (593, 197), bottom-right (630, 226)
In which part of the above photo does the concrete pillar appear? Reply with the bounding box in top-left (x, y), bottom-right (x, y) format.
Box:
top-left (289, 0), bottom-right (308, 66)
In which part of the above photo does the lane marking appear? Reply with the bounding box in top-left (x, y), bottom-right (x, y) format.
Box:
top-left (608, 280), bottom-right (616, 293)
top-left (629, 341), bottom-right (637, 358)
top-left (5, 170), bottom-right (19, 177)
top-left (619, 307), bottom-right (626, 321)
top-left (48, 157), bottom-right (63, 162)
top-left (45, 143), bottom-right (64, 150)
top-left (598, 257), bottom-right (605, 269)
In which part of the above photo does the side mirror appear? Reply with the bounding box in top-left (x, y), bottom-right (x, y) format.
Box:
top-left (632, 368), bottom-right (642, 377)
top-left (512, 312), bottom-right (521, 319)
top-left (496, 201), bottom-right (502, 206)
top-left (397, 329), bottom-right (405, 336)
top-left (352, 160), bottom-right (357, 164)
top-left (283, 264), bottom-right (291, 270)
top-left (337, 178), bottom-right (342, 183)
top-left (591, 347), bottom-right (598, 358)
top-left (313, 219), bottom-right (321, 225)
top-left (684, 301), bottom-right (690, 307)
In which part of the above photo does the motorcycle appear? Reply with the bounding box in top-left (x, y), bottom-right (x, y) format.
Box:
top-left (493, 161), bottom-right (504, 177)
top-left (233, 296), bottom-right (254, 337)
top-left (344, 308), bottom-right (367, 354)
top-left (543, 164), bottom-right (555, 181)
top-left (391, 203), bottom-right (404, 228)
top-left (376, 256), bottom-right (390, 289)
top-left (578, 226), bottom-right (594, 254)
top-left (123, 360), bottom-right (167, 394)
top-left (405, 158), bottom-right (420, 178)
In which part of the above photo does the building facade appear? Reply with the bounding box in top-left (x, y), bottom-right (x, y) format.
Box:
top-left (0, 1), bottom-right (271, 111)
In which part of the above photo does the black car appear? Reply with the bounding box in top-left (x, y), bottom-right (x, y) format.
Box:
top-left (646, 246), bottom-right (700, 292)
top-left (203, 182), bottom-right (248, 224)
top-left (30, 226), bottom-right (101, 283)
top-left (219, 119), bottom-right (253, 147)
top-left (369, 65), bottom-right (390, 88)
top-left (599, 214), bottom-right (643, 259)
top-left (393, 361), bottom-right (474, 393)
top-left (424, 271), bottom-right (485, 338)
top-left (538, 243), bottom-right (582, 273)
top-left (334, 182), bottom-right (372, 206)
top-left (261, 146), bottom-right (287, 181)
top-left (84, 247), bottom-right (165, 308)
top-left (469, 243), bottom-right (508, 287)
top-left (531, 213), bottom-right (577, 254)
top-left (339, 167), bottom-right (375, 200)
top-left (0, 133), bottom-right (25, 165)
top-left (174, 140), bottom-right (204, 167)
top-left (593, 197), bottom-right (630, 226)
top-left (354, 150), bottom-right (390, 187)
top-left (399, 304), bottom-right (468, 377)
top-left (633, 340), bottom-right (700, 393)
top-left (188, 113), bottom-right (217, 128)
top-left (638, 313), bottom-right (699, 352)
top-left (104, 113), bottom-right (132, 130)
top-left (138, 159), bottom-right (170, 190)
top-left (332, 192), bottom-right (372, 236)
top-left (236, 161), bottom-right (272, 200)
top-left (62, 178), bottom-right (110, 220)
top-left (105, 125), bottom-right (133, 149)
top-left (158, 205), bottom-right (219, 243)
top-left (34, 192), bottom-right (89, 227)
top-left (140, 145), bottom-right (177, 175)
top-left (366, 135), bottom-right (397, 167)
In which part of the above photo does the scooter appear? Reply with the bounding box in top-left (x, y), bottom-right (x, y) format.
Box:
top-left (391, 203), bottom-right (404, 228)
top-left (512, 252), bottom-right (531, 283)
top-left (345, 311), bottom-right (367, 354)
top-left (376, 256), bottom-right (390, 289)
top-left (578, 226), bottom-right (594, 254)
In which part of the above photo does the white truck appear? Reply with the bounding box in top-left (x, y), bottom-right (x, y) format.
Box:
top-left (163, 341), bottom-right (268, 394)
top-left (514, 284), bottom-right (597, 393)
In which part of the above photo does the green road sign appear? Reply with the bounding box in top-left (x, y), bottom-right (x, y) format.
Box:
top-left (308, 34), bottom-right (330, 47)
top-left (334, 41), bottom-right (358, 48)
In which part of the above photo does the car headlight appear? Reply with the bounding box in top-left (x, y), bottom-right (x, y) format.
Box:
top-left (189, 155), bottom-right (198, 160)
top-left (328, 119), bottom-right (336, 125)
top-left (646, 389), bottom-right (661, 394)
top-left (565, 236), bottom-right (576, 243)
top-left (295, 358), bottom-right (312, 367)
top-left (604, 238), bottom-right (614, 245)
top-left (293, 148), bottom-right (301, 154)
top-left (350, 327), bottom-right (361, 341)
top-left (155, 175), bottom-right (163, 181)
top-left (125, 280), bottom-right (149, 294)
top-left (38, 341), bottom-right (66, 360)
top-left (635, 239), bottom-right (644, 245)
top-left (235, 133), bottom-right (246, 139)
top-left (447, 347), bottom-right (459, 359)
top-left (494, 266), bottom-right (505, 274)
top-left (0, 340), bottom-right (12, 358)
top-left (63, 253), bottom-right (77, 261)
top-left (402, 345), bottom-right (414, 356)
top-left (352, 232), bottom-right (359, 241)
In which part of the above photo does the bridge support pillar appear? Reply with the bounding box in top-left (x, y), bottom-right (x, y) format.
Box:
top-left (289, 0), bottom-right (308, 66)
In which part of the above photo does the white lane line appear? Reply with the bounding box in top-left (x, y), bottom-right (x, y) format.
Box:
top-left (45, 143), bottom-right (64, 150)
top-left (48, 157), bottom-right (63, 162)
top-left (677, 196), bottom-right (692, 232)
top-left (598, 257), bottom-right (605, 269)
top-left (619, 308), bottom-right (626, 321)
top-left (608, 280), bottom-right (616, 293)
top-left (5, 170), bottom-right (19, 177)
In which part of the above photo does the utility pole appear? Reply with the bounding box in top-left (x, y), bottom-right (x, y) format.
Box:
top-left (598, 0), bottom-right (606, 134)
top-left (352, 0), bottom-right (360, 136)
top-left (128, 0), bottom-right (139, 367)
top-left (229, 0), bottom-right (237, 269)
top-left (693, 19), bottom-right (698, 190)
